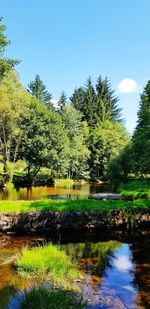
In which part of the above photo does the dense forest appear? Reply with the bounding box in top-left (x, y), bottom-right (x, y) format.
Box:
top-left (0, 17), bottom-right (150, 186)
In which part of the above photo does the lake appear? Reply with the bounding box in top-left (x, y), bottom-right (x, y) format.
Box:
top-left (0, 232), bottom-right (149, 308)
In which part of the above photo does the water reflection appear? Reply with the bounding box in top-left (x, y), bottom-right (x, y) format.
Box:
top-left (0, 235), bottom-right (149, 308)
top-left (0, 182), bottom-right (109, 201)
top-left (62, 242), bottom-right (139, 308)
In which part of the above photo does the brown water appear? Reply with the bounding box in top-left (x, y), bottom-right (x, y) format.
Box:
top-left (0, 182), bottom-right (109, 201)
top-left (0, 233), bottom-right (150, 308)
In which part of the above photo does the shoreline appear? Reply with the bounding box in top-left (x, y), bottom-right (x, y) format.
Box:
top-left (0, 208), bottom-right (150, 234)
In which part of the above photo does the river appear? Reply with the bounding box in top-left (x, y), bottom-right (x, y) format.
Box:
top-left (0, 232), bottom-right (149, 308)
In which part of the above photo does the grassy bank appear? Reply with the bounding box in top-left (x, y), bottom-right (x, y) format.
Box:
top-left (0, 198), bottom-right (150, 213)
top-left (118, 180), bottom-right (150, 199)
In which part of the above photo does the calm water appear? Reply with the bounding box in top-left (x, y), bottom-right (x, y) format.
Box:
top-left (0, 182), bottom-right (109, 201)
top-left (0, 233), bottom-right (149, 308)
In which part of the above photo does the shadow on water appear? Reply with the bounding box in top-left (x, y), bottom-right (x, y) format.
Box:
top-left (0, 232), bottom-right (149, 308)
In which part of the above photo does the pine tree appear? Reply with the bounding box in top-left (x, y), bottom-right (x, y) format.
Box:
top-left (95, 76), bottom-right (123, 123)
top-left (58, 91), bottom-right (67, 111)
top-left (83, 77), bottom-right (96, 127)
top-left (28, 74), bottom-right (53, 109)
top-left (70, 76), bottom-right (122, 127)
top-left (70, 77), bottom-right (96, 127)
top-left (0, 17), bottom-right (19, 81)
top-left (70, 87), bottom-right (86, 111)
top-left (132, 80), bottom-right (150, 174)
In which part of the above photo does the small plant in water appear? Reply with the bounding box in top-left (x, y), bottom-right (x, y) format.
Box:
top-left (16, 244), bottom-right (80, 290)
top-left (8, 285), bottom-right (85, 309)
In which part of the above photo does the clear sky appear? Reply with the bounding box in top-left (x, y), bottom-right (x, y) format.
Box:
top-left (1, 0), bottom-right (150, 133)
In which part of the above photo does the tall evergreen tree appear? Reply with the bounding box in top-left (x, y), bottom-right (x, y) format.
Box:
top-left (84, 77), bottom-right (96, 127)
top-left (70, 77), bottom-right (96, 127)
top-left (70, 76), bottom-right (122, 127)
top-left (70, 87), bottom-right (86, 111)
top-left (132, 80), bottom-right (150, 174)
top-left (0, 17), bottom-right (19, 81)
top-left (95, 76), bottom-right (123, 123)
top-left (58, 91), bottom-right (67, 111)
top-left (28, 74), bottom-right (53, 109)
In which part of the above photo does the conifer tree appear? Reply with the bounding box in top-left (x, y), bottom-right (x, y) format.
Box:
top-left (58, 91), bottom-right (67, 111)
top-left (132, 80), bottom-right (150, 174)
top-left (95, 76), bottom-right (122, 123)
top-left (28, 74), bottom-right (53, 109)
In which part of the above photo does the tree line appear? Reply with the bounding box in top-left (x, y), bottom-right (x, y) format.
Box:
top-left (0, 17), bottom-right (149, 185)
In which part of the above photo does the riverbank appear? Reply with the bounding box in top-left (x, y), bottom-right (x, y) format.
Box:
top-left (0, 199), bottom-right (149, 233)
top-left (118, 179), bottom-right (150, 199)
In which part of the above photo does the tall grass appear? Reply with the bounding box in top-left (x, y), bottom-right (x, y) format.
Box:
top-left (16, 244), bottom-right (80, 289)
top-left (118, 180), bottom-right (150, 199)
top-left (21, 286), bottom-right (85, 309)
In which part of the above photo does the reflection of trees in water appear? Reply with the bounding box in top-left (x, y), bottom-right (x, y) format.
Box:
top-left (132, 241), bottom-right (150, 308)
top-left (61, 241), bottom-right (121, 276)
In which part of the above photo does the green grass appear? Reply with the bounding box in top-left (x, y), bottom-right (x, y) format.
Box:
top-left (21, 286), bottom-right (85, 309)
top-left (16, 244), bottom-right (80, 289)
top-left (0, 198), bottom-right (150, 213)
top-left (118, 180), bottom-right (150, 199)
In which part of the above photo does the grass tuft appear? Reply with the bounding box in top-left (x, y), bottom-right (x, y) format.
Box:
top-left (21, 286), bottom-right (85, 309)
top-left (16, 244), bottom-right (80, 289)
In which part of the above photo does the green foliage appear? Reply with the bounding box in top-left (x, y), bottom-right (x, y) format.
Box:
top-left (107, 143), bottom-right (133, 187)
top-left (0, 174), bottom-right (4, 187)
top-left (0, 198), bottom-right (149, 213)
top-left (21, 287), bottom-right (85, 309)
top-left (17, 244), bottom-right (80, 289)
top-left (0, 17), bottom-right (19, 81)
top-left (118, 180), bottom-right (150, 199)
top-left (90, 120), bottom-right (130, 179)
top-left (19, 99), bottom-right (70, 183)
top-left (0, 70), bottom-right (32, 177)
top-left (28, 74), bottom-right (53, 109)
top-left (61, 105), bottom-right (90, 179)
top-left (132, 80), bottom-right (150, 175)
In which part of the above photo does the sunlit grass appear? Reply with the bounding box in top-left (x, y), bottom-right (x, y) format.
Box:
top-left (0, 198), bottom-right (150, 213)
top-left (16, 244), bottom-right (80, 290)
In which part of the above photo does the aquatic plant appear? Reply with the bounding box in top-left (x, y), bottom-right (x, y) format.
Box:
top-left (21, 286), bottom-right (85, 309)
top-left (16, 244), bottom-right (80, 289)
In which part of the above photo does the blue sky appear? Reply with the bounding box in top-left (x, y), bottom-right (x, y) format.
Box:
top-left (1, 0), bottom-right (150, 133)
